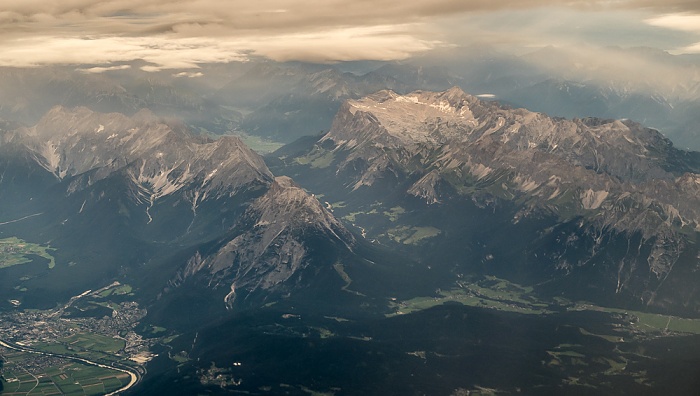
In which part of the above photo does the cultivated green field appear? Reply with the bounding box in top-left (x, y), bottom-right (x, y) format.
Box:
top-left (33, 333), bottom-right (126, 363)
top-left (294, 147), bottom-right (334, 168)
top-left (390, 275), bottom-right (700, 336)
top-left (0, 349), bottom-right (129, 396)
top-left (382, 206), bottom-right (405, 222)
top-left (571, 304), bottom-right (700, 335)
top-left (389, 280), bottom-right (552, 317)
top-left (386, 226), bottom-right (441, 245)
top-left (0, 237), bottom-right (56, 269)
top-left (98, 284), bottom-right (133, 298)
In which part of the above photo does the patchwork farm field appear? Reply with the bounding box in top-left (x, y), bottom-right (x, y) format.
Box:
top-left (0, 348), bottom-right (129, 396)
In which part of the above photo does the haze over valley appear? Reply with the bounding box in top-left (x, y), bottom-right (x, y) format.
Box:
top-left (1, 1), bottom-right (700, 395)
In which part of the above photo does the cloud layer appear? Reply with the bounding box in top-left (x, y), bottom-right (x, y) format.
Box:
top-left (1, 0), bottom-right (700, 70)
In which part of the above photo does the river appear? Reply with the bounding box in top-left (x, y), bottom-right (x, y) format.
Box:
top-left (0, 338), bottom-right (140, 395)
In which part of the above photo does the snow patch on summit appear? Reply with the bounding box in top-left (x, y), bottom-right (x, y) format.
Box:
top-left (395, 95), bottom-right (420, 104)
top-left (471, 164), bottom-right (493, 180)
top-left (581, 189), bottom-right (609, 210)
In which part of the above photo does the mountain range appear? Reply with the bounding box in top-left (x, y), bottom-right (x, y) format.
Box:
top-left (272, 86), bottom-right (700, 316)
top-left (0, 83), bottom-right (699, 395)
top-left (0, 106), bottom-right (363, 314)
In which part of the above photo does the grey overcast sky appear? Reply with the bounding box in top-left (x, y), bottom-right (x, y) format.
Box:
top-left (1, 0), bottom-right (700, 70)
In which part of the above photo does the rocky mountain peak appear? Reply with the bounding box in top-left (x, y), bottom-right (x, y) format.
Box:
top-left (11, 106), bottom-right (274, 210)
top-left (441, 85), bottom-right (475, 104)
top-left (180, 175), bottom-right (354, 307)
top-left (250, 176), bottom-right (351, 237)
top-left (325, 88), bottom-right (481, 149)
top-left (33, 105), bottom-right (134, 139)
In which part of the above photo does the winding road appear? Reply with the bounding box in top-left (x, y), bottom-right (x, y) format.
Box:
top-left (0, 213), bottom-right (43, 226)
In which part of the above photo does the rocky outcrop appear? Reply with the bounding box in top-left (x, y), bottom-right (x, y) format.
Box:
top-left (24, 106), bottom-right (273, 198)
top-left (181, 176), bottom-right (354, 307)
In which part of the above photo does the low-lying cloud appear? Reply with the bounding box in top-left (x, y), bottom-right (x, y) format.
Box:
top-left (77, 64), bottom-right (132, 74)
top-left (1, 0), bottom-right (700, 70)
